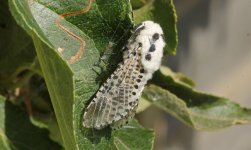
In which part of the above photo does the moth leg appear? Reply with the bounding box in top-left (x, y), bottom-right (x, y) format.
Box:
top-left (91, 52), bottom-right (114, 82)
top-left (91, 65), bottom-right (102, 76)
top-left (93, 41), bottom-right (116, 69)
top-left (92, 44), bottom-right (112, 75)
top-left (96, 41), bottom-right (125, 74)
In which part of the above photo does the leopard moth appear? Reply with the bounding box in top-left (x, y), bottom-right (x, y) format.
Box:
top-left (83, 21), bottom-right (165, 129)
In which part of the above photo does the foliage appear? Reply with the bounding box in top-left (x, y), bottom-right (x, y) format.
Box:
top-left (0, 0), bottom-right (250, 149)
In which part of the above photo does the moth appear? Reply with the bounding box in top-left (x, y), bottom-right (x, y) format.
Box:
top-left (83, 21), bottom-right (165, 129)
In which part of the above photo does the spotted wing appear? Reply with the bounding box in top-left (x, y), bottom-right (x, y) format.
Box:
top-left (83, 45), bottom-right (144, 129)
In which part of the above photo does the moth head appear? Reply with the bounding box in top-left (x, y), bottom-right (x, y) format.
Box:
top-left (140, 21), bottom-right (164, 39)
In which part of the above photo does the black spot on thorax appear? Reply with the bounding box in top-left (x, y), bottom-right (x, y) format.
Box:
top-left (152, 33), bottom-right (159, 41)
top-left (145, 53), bottom-right (151, 61)
top-left (149, 44), bottom-right (155, 52)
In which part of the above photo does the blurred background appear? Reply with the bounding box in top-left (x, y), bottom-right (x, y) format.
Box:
top-left (139, 0), bottom-right (251, 149)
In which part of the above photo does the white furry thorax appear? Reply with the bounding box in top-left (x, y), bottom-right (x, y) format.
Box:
top-left (125, 21), bottom-right (165, 79)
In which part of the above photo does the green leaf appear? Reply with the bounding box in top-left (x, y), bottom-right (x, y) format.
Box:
top-left (0, 96), bottom-right (11, 150)
top-left (32, 34), bottom-right (76, 149)
top-left (31, 115), bottom-right (64, 146)
top-left (74, 119), bottom-right (154, 150)
top-left (133, 0), bottom-right (178, 55)
top-left (143, 68), bottom-right (251, 130)
top-left (113, 120), bottom-right (154, 150)
top-left (137, 97), bottom-right (152, 113)
top-left (0, 0), bottom-right (35, 74)
top-left (138, 65), bottom-right (193, 113)
top-left (0, 95), bottom-right (61, 150)
top-left (0, 0), bottom-right (36, 92)
top-left (9, 0), bottom-right (155, 149)
top-left (137, 66), bottom-right (195, 114)
top-left (131, 0), bottom-right (146, 9)
top-left (158, 66), bottom-right (195, 87)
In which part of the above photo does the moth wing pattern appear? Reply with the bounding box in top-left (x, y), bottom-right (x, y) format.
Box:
top-left (83, 45), bottom-right (142, 129)
top-left (110, 101), bottom-right (138, 129)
